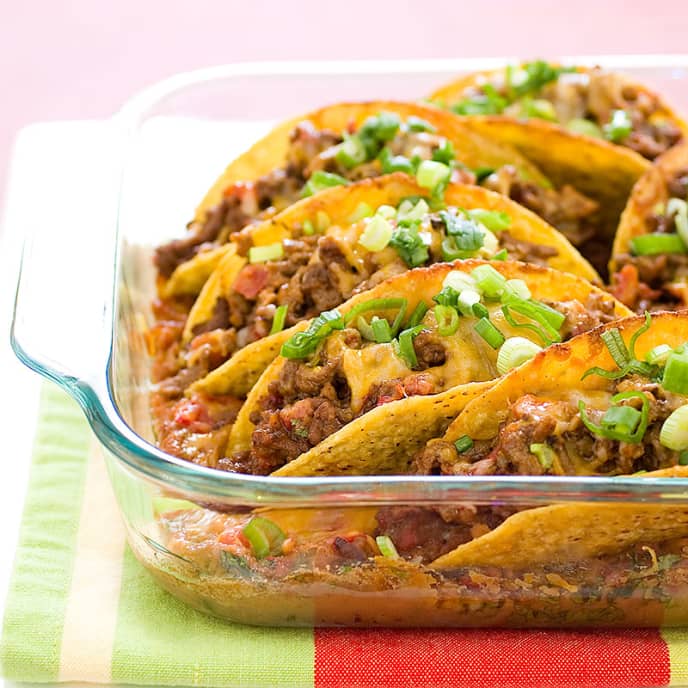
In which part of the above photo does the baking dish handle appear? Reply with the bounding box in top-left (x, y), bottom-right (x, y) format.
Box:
top-left (9, 122), bottom-right (124, 397)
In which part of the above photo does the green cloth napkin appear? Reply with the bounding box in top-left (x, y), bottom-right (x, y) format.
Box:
top-left (0, 384), bottom-right (313, 687)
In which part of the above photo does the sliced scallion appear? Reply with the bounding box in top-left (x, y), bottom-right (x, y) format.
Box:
top-left (566, 118), bottom-right (603, 139)
top-left (375, 535), bottom-right (400, 559)
top-left (269, 304), bottom-right (288, 335)
top-left (454, 435), bottom-right (474, 453)
top-left (335, 135), bottom-right (367, 169)
top-left (663, 349), bottom-right (688, 395)
top-left (529, 443), bottom-right (554, 470)
top-left (407, 300), bottom-right (429, 328)
top-left (646, 344), bottom-right (673, 366)
top-left (359, 215), bottom-right (394, 252)
top-left (248, 242), bottom-right (284, 264)
top-left (496, 337), bottom-right (542, 375)
top-left (395, 325), bottom-right (425, 368)
top-left (434, 304), bottom-right (460, 336)
top-left (659, 405), bottom-right (688, 451)
top-left (471, 264), bottom-right (507, 299)
top-left (242, 517), bottom-right (286, 559)
top-left (415, 160), bottom-right (451, 192)
top-left (474, 317), bottom-right (505, 349)
top-left (457, 289), bottom-right (481, 316)
top-left (467, 209), bottom-right (511, 232)
top-left (631, 233), bottom-right (687, 256)
top-left (371, 316), bottom-right (393, 343)
top-left (301, 170), bottom-right (349, 197)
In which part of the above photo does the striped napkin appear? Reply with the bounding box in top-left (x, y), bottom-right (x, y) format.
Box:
top-left (3, 383), bottom-right (688, 688)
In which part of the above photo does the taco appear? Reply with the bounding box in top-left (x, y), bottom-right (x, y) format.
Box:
top-left (609, 139), bottom-right (688, 312)
top-left (223, 259), bottom-right (628, 477)
top-left (430, 60), bottom-right (687, 160)
top-left (147, 174), bottom-right (603, 466)
top-left (154, 100), bottom-right (605, 297)
top-left (394, 311), bottom-right (688, 569)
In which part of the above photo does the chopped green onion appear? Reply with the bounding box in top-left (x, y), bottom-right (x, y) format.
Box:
top-left (668, 198), bottom-right (688, 247)
top-left (601, 404), bottom-right (642, 436)
top-left (335, 135), bottom-right (367, 169)
top-left (371, 316), bottom-right (393, 343)
top-left (467, 209), bottom-right (511, 232)
top-left (434, 305), bottom-right (460, 336)
top-left (301, 170), bottom-right (349, 197)
top-left (663, 349), bottom-right (688, 395)
top-left (631, 233), bottom-right (687, 256)
top-left (439, 210), bottom-right (486, 259)
top-left (358, 112), bottom-right (401, 152)
top-left (377, 204), bottom-right (397, 220)
top-left (406, 116), bottom-right (436, 133)
top-left (474, 167), bottom-right (496, 182)
top-left (603, 109), bottom-right (633, 143)
top-left (375, 535), bottom-right (400, 559)
top-left (395, 325), bottom-right (425, 368)
top-left (659, 405), bottom-right (688, 451)
top-left (269, 304), bottom-right (288, 335)
top-left (454, 435), bottom-right (474, 453)
top-left (378, 147), bottom-right (415, 175)
top-left (601, 328), bottom-right (631, 369)
top-left (530, 443), bottom-right (555, 470)
top-left (578, 392), bottom-right (650, 443)
top-left (497, 337), bottom-right (542, 374)
top-left (457, 289), bottom-right (481, 316)
top-left (646, 344), bottom-right (674, 366)
top-left (302, 219), bottom-right (315, 236)
top-left (471, 264), bottom-right (507, 299)
top-left (502, 279), bottom-right (531, 302)
top-left (348, 202), bottom-right (374, 223)
top-left (344, 298), bottom-right (408, 336)
top-left (407, 300), bottom-right (429, 328)
top-left (389, 226), bottom-right (429, 267)
top-left (432, 139), bottom-right (455, 165)
top-left (397, 198), bottom-right (429, 223)
top-left (566, 118), bottom-right (604, 139)
top-left (280, 309), bottom-right (344, 359)
top-left (628, 312), bottom-right (653, 361)
top-left (248, 242), bottom-right (284, 263)
top-left (474, 317), bottom-right (505, 349)
top-left (502, 300), bottom-right (566, 344)
top-left (356, 315), bottom-right (376, 341)
top-left (443, 271), bottom-right (478, 294)
top-left (521, 98), bottom-right (557, 121)
top-left (433, 286), bottom-right (459, 307)
top-left (242, 517), bottom-right (286, 559)
top-left (680, 450), bottom-right (688, 465)
top-left (472, 302), bottom-right (490, 319)
top-left (415, 160), bottom-right (451, 192)
top-left (359, 215), bottom-right (394, 252)
top-left (491, 248), bottom-right (509, 261)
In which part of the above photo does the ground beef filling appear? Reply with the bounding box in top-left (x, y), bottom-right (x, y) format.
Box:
top-left (414, 376), bottom-right (683, 478)
top-left (154, 123), bottom-right (342, 278)
top-left (610, 169), bottom-right (688, 312)
top-left (481, 164), bottom-right (602, 269)
top-left (374, 505), bottom-right (517, 563)
top-left (224, 329), bottom-right (447, 475)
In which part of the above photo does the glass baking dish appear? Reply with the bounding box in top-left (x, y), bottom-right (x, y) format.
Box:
top-left (12, 55), bottom-right (688, 627)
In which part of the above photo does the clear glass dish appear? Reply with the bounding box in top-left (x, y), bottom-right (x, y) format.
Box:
top-left (12, 56), bottom-right (688, 627)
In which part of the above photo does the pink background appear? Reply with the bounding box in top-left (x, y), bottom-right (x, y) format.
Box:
top-left (2, 0), bottom-right (688, 198)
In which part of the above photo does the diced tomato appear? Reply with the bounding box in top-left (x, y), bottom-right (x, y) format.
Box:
top-left (233, 264), bottom-right (270, 299)
top-left (377, 382), bottom-right (405, 407)
top-left (173, 398), bottom-right (212, 434)
top-left (402, 374), bottom-right (436, 397)
top-left (610, 264), bottom-right (641, 307)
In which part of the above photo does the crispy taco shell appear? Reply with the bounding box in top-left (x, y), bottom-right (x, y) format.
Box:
top-left (609, 139), bottom-right (688, 310)
top-left (226, 260), bottom-right (629, 477)
top-left (430, 63), bottom-right (687, 159)
top-left (162, 101), bottom-right (547, 297)
top-left (187, 174), bottom-right (600, 399)
top-left (430, 311), bottom-right (688, 569)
